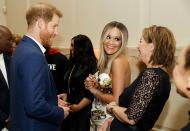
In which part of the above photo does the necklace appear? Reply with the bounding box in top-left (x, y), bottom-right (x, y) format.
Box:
top-left (68, 65), bottom-right (75, 95)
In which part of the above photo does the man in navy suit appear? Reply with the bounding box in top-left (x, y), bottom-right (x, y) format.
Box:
top-left (10, 2), bottom-right (69, 131)
top-left (0, 25), bottom-right (13, 130)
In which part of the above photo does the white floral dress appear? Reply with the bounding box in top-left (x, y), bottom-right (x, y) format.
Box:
top-left (90, 72), bottom-right (113, 131)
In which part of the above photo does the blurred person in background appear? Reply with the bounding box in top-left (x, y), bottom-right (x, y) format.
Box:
top-left (0, 25), bottom-right (13, 130)
top-left (173, 44), bottom-right (190, 131)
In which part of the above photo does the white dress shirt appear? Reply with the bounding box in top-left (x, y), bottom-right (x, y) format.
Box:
top-left (25, 35), bottom-right (46, 54)
top-left (0, 53), bottom-right (9, 87)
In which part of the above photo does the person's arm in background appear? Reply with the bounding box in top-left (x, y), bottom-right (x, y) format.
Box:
top-left (70, 98), bottom-right (91, 112)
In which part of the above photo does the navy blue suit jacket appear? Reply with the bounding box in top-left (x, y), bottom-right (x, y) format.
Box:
top-left (10, 36), bottom-right (64, 131)
top-left (0, 54), bottom-right (10, 130)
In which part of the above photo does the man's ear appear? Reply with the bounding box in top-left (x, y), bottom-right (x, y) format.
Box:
top-left (37, 18), bottom-right (45, 29)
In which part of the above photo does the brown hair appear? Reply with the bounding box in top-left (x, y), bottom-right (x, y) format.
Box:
top-left (142, 25), bottom-right (176, 68)
top-left (184, 46), bottom-right (190, 70)
top-left (26, 2), bottom-right (62, 27)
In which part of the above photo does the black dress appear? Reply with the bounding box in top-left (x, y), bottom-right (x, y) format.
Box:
top-left (62, 62), bottom-right (97, 131)
top-left (110, 68), bottom-right (171, 131)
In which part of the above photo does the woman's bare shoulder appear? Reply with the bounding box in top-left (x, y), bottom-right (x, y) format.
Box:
top-left (112, 54), bottom-right (129, 65)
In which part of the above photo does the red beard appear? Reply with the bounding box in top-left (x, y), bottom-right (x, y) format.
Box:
top-left (40, 31), bottom-right (52, 49)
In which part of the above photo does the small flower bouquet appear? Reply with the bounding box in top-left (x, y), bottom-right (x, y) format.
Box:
top-left (94, 72), bottom-right (112, 93)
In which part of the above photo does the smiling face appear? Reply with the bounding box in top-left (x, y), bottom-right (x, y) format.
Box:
top-left (173, 46), bottom-right (190, 98)
top-left (103, 27), bottom-right (122, 56)
top-left (137, 37), bottom-right (154, 66)
top-left (40, 14), bottom-right (60, 48)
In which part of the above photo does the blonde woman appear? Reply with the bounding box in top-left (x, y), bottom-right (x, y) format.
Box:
top-left (85, 21), bottom-right (131, 130)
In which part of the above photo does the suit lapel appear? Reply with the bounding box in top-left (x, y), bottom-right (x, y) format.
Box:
top-left (4, 54), bottom-right (11, 86)
top-left (22, 35), bottom-right (44, 55)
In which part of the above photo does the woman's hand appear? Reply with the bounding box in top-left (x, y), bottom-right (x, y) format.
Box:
top-left (84, 74), bottom-right (98, 90)
top-left (107, 101), bottom-right (117, 111)
top-left (58, 98), bottom-right (70, 107)
top-left (98, 118), bottom-right (112, 131)
top-left (106, 101), bottom-right (117, 115)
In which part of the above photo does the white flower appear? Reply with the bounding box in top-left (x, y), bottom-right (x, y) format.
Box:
top-left (98, 73), bottom-right (112, 87)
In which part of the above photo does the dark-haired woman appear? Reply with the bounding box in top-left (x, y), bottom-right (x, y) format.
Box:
top-left (62, 34), bottom-right (97, 131)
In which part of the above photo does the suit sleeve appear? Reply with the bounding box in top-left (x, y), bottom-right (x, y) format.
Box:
top-left (20, 52), bottom-right (64, 126)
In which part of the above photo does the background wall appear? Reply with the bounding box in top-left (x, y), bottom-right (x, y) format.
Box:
top-left (1, 0), bottom-right (190, 48)
top-left (0, 0), bottom-right (6, 25)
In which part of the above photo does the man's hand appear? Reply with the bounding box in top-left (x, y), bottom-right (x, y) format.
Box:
top-left (58, 98), bottom-right (70, 119)
top-left (57, 93), bottom-right (67, 101)
top-left (63, 106), bottom-right (70, 119)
